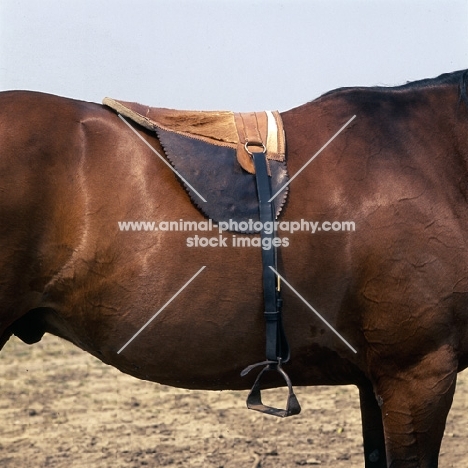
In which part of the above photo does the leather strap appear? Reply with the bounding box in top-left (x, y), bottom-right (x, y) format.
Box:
top-left (251, 150), bottom-right (290, 363)
top-left (236, 112), bottom-right (264, 146)
top-left (234, 112), bottom-right (270, 174)
top-left (240, 148), bottom-right (299, 417)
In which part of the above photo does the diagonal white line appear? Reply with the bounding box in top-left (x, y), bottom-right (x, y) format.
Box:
top-left (269, 115), bottom-right (356, 202)
top-left (269, 266), bottom-right (357, 354)
top-left (117, 266), bottom-right (206, 354)
top-left (118, 114), bottom-right (207, 203)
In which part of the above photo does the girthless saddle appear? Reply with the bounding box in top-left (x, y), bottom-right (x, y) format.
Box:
top-left (104, 98), bottom-right (300, 417)
top-left (103, 98), bottom-right (289, 230)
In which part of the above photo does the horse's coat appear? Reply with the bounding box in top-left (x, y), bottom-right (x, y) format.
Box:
top-left (1, 69), bottom-right (468, 467)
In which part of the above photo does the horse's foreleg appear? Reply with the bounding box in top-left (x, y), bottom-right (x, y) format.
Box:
top-left (359, 381), bottom-right (387, 467)
top-left (372, 346), bottom-right (457, 467)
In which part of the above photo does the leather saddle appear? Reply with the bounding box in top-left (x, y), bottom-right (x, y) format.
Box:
top-left (103, 97), bottom-right (289, 230)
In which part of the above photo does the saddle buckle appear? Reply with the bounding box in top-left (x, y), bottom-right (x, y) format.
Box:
top-left (244, 140), bottom-right (266, 156)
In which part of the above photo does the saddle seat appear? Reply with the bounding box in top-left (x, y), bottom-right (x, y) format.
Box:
top-left (103, 97), bottom-right (289, 229)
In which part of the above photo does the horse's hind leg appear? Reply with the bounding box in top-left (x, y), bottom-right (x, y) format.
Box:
top-left (359, 382), bottom-right (387, 467)
top-left (372, 346), bottom-right (457, 467)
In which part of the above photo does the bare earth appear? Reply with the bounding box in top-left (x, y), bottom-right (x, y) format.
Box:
top-left (0, 335), bottom-right (467, 467)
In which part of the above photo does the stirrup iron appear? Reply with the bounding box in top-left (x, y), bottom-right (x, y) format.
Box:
top-left (241, 359), bottom-right (301, 418)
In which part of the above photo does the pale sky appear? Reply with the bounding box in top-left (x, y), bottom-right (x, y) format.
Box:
top-left (1, 0), bottom-right (467, 112)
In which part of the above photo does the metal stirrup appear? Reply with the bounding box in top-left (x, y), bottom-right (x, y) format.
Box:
top-left (241, 359), bottom-right (301, 418)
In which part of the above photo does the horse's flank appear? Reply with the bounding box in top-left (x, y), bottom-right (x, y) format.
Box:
top-left (1, 69), bottom-right (468, 466)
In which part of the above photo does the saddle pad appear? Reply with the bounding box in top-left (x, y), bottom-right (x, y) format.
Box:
top-left (103, 98), bottom-right (289, 230)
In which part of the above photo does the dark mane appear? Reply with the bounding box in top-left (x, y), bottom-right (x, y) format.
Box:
top-left (320, 69), bottom-right (468, 98)
top-left (459, 69), bottom-right (468, 107)
top-left (317, 69), bottom-right (468, 112)
top-left (395, 69), bottom-right (468, 90)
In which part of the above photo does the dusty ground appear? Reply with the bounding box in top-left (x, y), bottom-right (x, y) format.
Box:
top-left (0, 334), bottom-right (467, 467)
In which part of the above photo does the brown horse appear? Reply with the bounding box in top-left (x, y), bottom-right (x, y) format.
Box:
top-left (1, 69), bottom-right (468, 467)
